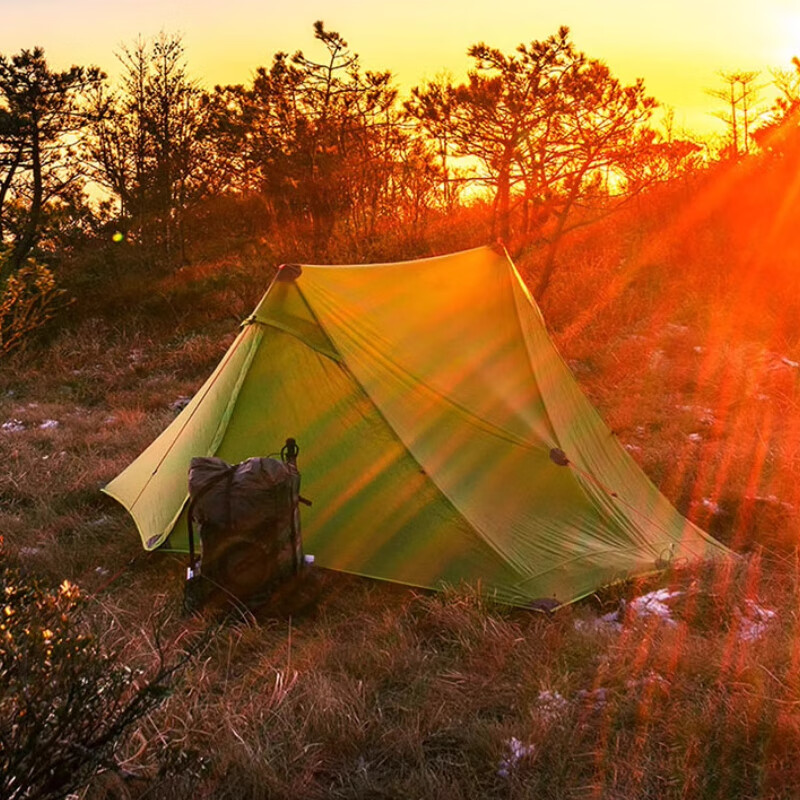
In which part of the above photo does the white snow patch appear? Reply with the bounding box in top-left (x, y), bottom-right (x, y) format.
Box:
top-left (574, 610), bottom-right (622, 633)
top-left (737, 599), bottom-right (777, 642)
top-left (648, 350), bottom-right (665, 370)
top-left (766, 351), bottom-right (800, 370)
top-left (699, 408), bottom-right (715, 425)
top-left (576, 687), bottom-right (608, 709)
top-left (748, 494), bottom-right (778, 504)
top-left (746, 494), bottom-right (795, 511)
top-left (39, 419), bottom-right (60, 430)
top-left (498, 737), bottom-right (535, 777)
top-left (626, 671), bottom-right (670, 691)
top-left (169, 396), bottom-right (191, 412)
top-left (536, 690), bottom-right (569, 722)
top-left (702, 498), bottom-right (721, 514)
top-left (629, 589), bottom-right (683, 625)
top-left (2, 419), bottom-right (25, 433)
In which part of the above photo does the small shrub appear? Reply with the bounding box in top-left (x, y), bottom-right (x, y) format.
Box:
top-left (0, 542), bottom-right (189, 800)
top-left (0, 262), bottom-right (71, 357)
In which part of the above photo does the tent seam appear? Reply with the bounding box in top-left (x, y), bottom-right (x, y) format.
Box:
top-left (250, 317), bottom-right (342, 363)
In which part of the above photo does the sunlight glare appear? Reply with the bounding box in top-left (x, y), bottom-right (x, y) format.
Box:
top-left (775, 10), bottom-right (800, 66)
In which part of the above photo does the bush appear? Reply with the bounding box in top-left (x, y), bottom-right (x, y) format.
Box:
top-left (0, 261), bottom-right (71, 357)
top-left (0, 543), bottom-right (189, 800)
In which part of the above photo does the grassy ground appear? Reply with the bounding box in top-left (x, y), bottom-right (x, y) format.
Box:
top-left (3, 161), bottom-right (800, 798)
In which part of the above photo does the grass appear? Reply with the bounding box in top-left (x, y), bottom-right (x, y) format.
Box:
top-left (4, 159), bottom-right (800, 797)
top-left (60, 558), bottom-right (800, 799)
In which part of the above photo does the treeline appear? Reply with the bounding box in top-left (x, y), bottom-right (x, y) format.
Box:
top-left (1, 23), bottom-right (799, 307)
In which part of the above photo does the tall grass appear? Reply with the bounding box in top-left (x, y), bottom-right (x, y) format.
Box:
top-left (3, 158), bottom-right (800, 797)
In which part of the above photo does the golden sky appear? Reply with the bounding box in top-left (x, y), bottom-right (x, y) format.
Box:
top-left (3, 0), bottom-right (799, 136)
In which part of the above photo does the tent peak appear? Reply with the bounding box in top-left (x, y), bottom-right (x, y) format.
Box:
top-left (277, 263), bottom-right (303, 281)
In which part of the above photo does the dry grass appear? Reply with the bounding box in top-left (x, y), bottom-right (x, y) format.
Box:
top-left (524, 164), bottom-right (800, 554)
top-left (5, 160), bottom-right (800, 797)
top-left (66, 557), bottom-right (800, 800)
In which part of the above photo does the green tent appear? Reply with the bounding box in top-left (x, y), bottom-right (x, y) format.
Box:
top-left (104, 246), bottom-right (730, 605)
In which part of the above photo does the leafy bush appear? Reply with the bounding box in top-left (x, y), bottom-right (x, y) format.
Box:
top-left (0, 260), bottom-right (71, 357)
top-left (0, 544), bottom-right (187, 800)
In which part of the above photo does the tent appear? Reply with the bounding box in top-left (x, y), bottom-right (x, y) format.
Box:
top-left (104, 245), bottom-right (730, 606)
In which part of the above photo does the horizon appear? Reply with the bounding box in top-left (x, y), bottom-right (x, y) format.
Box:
top-left (3, 0), bottom-right (799, 138)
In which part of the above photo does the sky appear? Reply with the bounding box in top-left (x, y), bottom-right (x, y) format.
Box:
top-left (2, 0), bottom-right (799, 137)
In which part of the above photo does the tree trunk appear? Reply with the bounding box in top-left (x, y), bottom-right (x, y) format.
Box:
top-left (0, 144), bottom-right (24, 247)
top-left (495, 161), bottom-right (511, 243)
top-left (536, 189), bottom-right (578, 298)
top-left (4, 127), bottom-right (42, 284)
top-left (536, 235), bottom-right (560, 300)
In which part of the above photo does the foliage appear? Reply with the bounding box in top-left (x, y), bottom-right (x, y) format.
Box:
top-left (405, 27), bottom-right (672, 294)
top-left (0, 543), bottom-right (195, 800)
top-left (754, 57), bottom-right (800, 162)
top-left (87, 34), bottom-right (209, 266)
top-left (86, 33), bottom-right (217, 263)
top-left (708, 71), bottom-right (762, 159)
top-left (0, 259), bottom-right (70, 357)
top-left (0, 47), bottom-right (104, 282)
top-left (204, 22), bottom-right (413, 258)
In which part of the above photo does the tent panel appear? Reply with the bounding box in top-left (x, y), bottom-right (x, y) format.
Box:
top-left (102, 324), bottom-right (263, 549)
top-left (508, 269), bottom-right (728, 564)
top-left (298, 269), bottom-right (663, 603)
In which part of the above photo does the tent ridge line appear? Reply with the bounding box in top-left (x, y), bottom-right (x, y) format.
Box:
top-left (505, 263), bottom-right (654, 538)
top-left (128, 327), bottom-right (264, 550)
top-left (506, 260), bottom-right (728, 563)
top-left (124, 261), bottom-right (292, 517)
top-left (506, 265), bottom-right (725, 557)
top-left (505, 259), bottom-right (561, 446)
